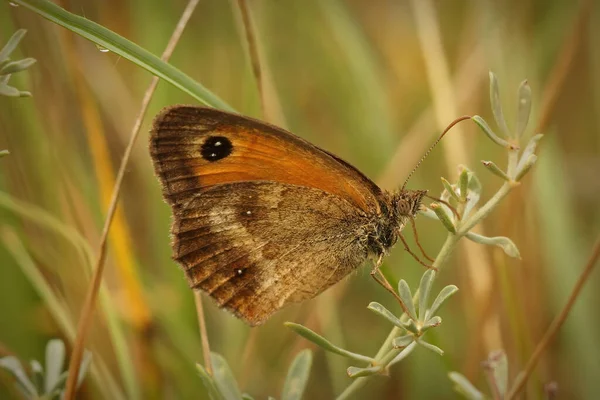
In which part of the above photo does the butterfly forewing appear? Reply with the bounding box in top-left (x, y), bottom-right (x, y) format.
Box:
top-left (150, 106), bottom-right (381, 212)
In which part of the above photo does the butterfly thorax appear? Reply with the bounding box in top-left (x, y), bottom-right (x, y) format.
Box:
top-left (364, 189), bottom-right (428, 258)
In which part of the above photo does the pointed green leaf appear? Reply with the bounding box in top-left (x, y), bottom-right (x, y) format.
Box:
top-left (397, 280), bottom-right (417, 321)
top-left (0, 29), bottom-right (27, 62)
top-left (30, 360), bottom-right (43, 394)
top-left (515, 80), bottom-right (532, 138)
top-left (427, 285), bottom-right (458, 320)
top-left (0, 58), bottom-right (36, 75)
top-left (367, 302), bottom-right (405, 329)
top-left (459, 166), bottom-right (469, 202)
top-left (0, 356), bottom-right (37, 396)
top-left (211, 353), bottom-right (242, 400)
top-left (464, 173), bottom-right (481, 219)
top-left (418, 206), bottom-right (439, 220)
top-left (517, 134), bottom-right (543, 171)
top-left (45, 339), bottom-right (65, 394)
top-left (389, 342), bottom-right (418, 366)
top-left (392, 335), bottom-right (414, 349)
top-left (241, 394), bottom-right (255, 400)
top-left (416, 339), bottom-right (444, 356)
top-left (483, 350), bottom-right (508, 397)
top-left (421, 316), bottom-right (442, 332)
top-left (19, 90), bottom-right (32, 97)
top-left (448, 372), bottom-right (485, 400)
top-left (417, 269), bottom-right (436, 321)
top-left (405, 319), bottom-right (421, 335)
top-left (472, 115), bottom-right (512, 148)
top-left (466, 232), bottom-right (521, 259)
top-left (0, 83), bottom-right (20, 97)
top-left (431, 203), bottom-right (456, 234)
top-left (481, 160), bottom-right (510, 181)
top-left (441, 177), bottom-right (460, 201)
top-left (515, 154), bottom-right (537, 181)
top-left (285, 323), bottom-right (374, 364)
top-left (281, 349), bottom-right (312, 400)
top-left (196, 363), bottom-right (226, 400)
top-left (48, 372), bottom-right (67, 397)
top-left (489, 71), bottom-right (511, 137)
top-left (347, 365), bottom-right (382, 378)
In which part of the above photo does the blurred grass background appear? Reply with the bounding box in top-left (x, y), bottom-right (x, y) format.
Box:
top-left (1, 0), bottom-right (599, 399)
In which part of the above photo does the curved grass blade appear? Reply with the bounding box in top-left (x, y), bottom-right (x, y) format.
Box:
top-left (12, 0), bottom-right (233, 111)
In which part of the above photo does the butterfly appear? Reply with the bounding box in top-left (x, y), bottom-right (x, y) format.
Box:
top-left (149, 106), bottom-right (427, 326)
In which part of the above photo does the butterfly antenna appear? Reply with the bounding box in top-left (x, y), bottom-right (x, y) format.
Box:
top-left (401, 115), bottom-right (471, 191)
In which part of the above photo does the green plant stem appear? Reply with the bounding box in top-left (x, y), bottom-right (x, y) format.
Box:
top-left (337, 156), bottom-right (520, 399)
top-left (336, 344), bottom-right (416, 400)
top-left (457, 182), bottom-right (512, 235)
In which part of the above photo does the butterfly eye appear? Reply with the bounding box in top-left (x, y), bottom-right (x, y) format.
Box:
top-left (201, 135), bottom-right (233, 162)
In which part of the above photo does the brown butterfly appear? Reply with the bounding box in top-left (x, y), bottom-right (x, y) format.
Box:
top-left (150, 106), bottom-right (427, 326)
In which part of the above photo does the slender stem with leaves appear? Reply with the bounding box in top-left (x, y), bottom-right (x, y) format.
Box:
top-left (287, 72), bottom-right (541, 399)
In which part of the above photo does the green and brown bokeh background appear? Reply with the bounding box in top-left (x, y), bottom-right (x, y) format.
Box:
top-left (1, 0), bottom-right (599, 399)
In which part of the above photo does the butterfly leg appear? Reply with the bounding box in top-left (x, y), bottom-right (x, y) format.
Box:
top-left (410, 218), bottom-right (434, 263)
top-left (398, 233), bottom-right (438, 271)
top-left (370, 256), bottom-right (420, 317)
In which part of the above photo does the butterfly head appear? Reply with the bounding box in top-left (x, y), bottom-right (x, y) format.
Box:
top-left (392, 189), bottom-right (428, 219)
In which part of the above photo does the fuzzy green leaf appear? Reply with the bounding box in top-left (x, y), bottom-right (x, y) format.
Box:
top-left (281, 349), bottom-right (312, 400)
top-left (419, 206), bottom-right (439, 220)
top-left (489, 71), bottom-right (511, 137)
top-left (30, 360), bottom-right (43, 395)
top-left (481, 160), bottom-right (510, 181)
top-left (347, 365), bottom-right (381, 378)
top-left (397, 280), bottom-right (417, 321)
top-left (417, 339), bottom-right (444, 356)
top-left (0, 29), bottom-right (27, 62)
top-left (484, 350), bottom-right (508, 397)
top-left (417, 269), bottom-right (436, 321)
top-left (459, 167), bottom-right (469, 202)
top-left (441, 177), bottom-right (460, 201)
top-left (472, 115), bottom-right (512, 148)
top-left (464, 172), bottom-right (482, 219)
top-left (196, 363), bottom-right (226, 400)
top-left (518, 134), bottom-right (543, 171)
top-left (431, 203), bottom-right (456, 234)
top-left (0, 356), bottom-right (37, 396)
top-left (466, 232), bottom-right (521, 259)
top-left (0, 58), bottom-right (36, 75)
top-left (448, 372), bottom-right (485, 400)
top-left (515, 154), bottom-right (537, 181)
top-left (421, 316), bottom-right (442, 332)
top-left (0, 150), bottom-right (9, 158)
top-left (367, 302), bottom-right (405, 329)
top-left (211, 353), bottom-right (242, 400)
top-left (0, 83), bottom-right (20, 97)
top-left (515, 80), bottom-right (532, 138)
top-left (392, 335), bottom-right (414, 349)
top-left (285, 323), bottom-right (374, 364)
top-left (427, 285), bottom-right (459, 320)
top-left (44, 339), bottom-right (65, 394)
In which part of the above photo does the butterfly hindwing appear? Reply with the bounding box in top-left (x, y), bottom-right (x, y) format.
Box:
top-left (172, 181), bottom-right (369, 326)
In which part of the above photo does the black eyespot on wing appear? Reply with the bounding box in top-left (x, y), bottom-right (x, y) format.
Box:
top-left (201, 136), bottom-right (233, 162)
